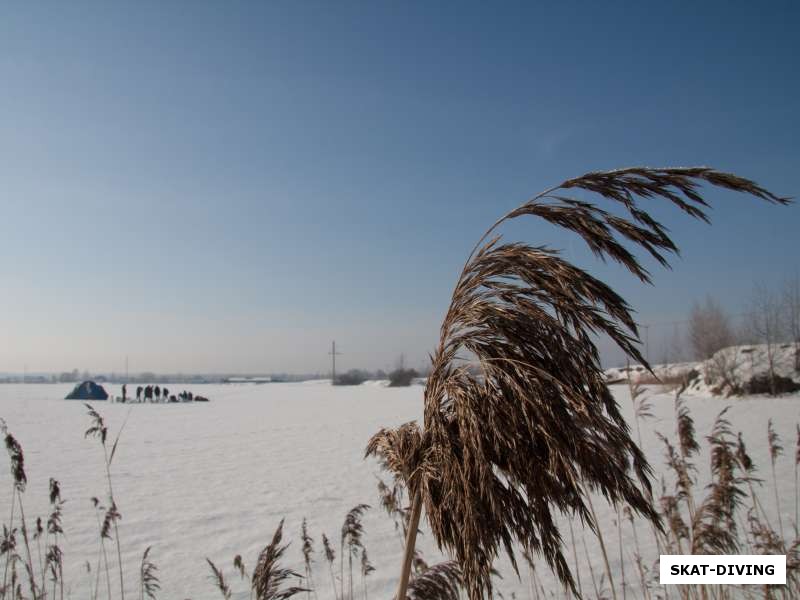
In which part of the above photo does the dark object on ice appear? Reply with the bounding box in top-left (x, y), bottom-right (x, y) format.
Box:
top-left (65, 381), bottom-right (109, 401)
top-left (194, 396), bottom-right (209, 402)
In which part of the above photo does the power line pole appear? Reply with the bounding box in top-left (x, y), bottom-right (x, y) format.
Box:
top-left (329, 341), bottom-right (342, 385)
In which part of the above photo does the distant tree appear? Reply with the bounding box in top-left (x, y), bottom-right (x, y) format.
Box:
top-left (334, 370), bottom-right (367, 386)
top-left (388, 368), bottom-right (419, 387)
top-left (746, 286), bottom-right (785, 395)
top-left (688, 296), bottom-right (735, 360)
top-left (658, 324), bottom-right (687, 366)
top-left (387, 355), bottom-right (419, 387)
top-left (784, 275), bottom-right (800, 371)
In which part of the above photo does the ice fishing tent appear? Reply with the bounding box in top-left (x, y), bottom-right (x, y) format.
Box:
top-left (65, 381), bottom-right (109, 400)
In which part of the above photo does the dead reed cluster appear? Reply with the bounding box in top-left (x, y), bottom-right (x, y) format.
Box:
top-left (366, 166), bottom-right (788, 600)
top-left (616, 382), bottom-right (800, 600)
top-left (0, 407), bottom-right (158, 600)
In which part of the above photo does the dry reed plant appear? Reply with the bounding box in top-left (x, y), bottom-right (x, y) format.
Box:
top-left (139, 546), bottom-right (160, 600)
top-left (360, 549), bottom-right (374, 600)
top-left (207, 558), bottom-right (233, 600)
top-left (0, 408), bottom-right (162, 600)
top-left (407, 561), bottom-right (463, 600)
top-left (340, 504), bottom-right (369, 600)
top-left (252, 519), bottom-right (308, 600)
top-left (322, 533), bottom-right (338, 600)
top-left (302, 518), bottom-right (318, 600)
top-left (366, 166), bottom-right (788, 600)
top-left (85, 403), bottom-right (127, 600)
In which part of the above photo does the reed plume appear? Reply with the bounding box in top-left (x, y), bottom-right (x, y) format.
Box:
top-left (322, 533), bottom-right (338, 600)
top-left (359, 549), bottom-right (374, 600)
top-left (207, 558), bottom-right (232, 600)
top-left (2, 428), bottom-right (26, 493)
top-left (139, 546), bottom-right (160, 600)
top-left (340, 504), bottom-right (369, 600)
top-left (234, 554), bottom-right (249, 580)
top-left (300, 518), bottom-right (317, 600)
top-left (377, 479), bottom-right (409, 539)
top-left (46, 478), bottom-right (64, 600)
top-left (406, 561), bottom-right (462, 600)
top-left (767, 419), bottom-right (785, 539)
top-left (252, 519), bottom-right (307, 600)
top-left (85, 404), bottom-right (126, 600)
top-left (692, 409), bottom-right (746, 554)
top-left (366, 166), bottom-right (788, 600)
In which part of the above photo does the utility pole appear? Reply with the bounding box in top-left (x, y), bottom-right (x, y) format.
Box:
top-left (329, 341), bottom-right (342, 385)
top-left (125, 355), bottom-right (129, 381)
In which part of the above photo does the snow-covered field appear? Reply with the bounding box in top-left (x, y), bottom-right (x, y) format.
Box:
top-left (0, 383), bottom-right (798, 599)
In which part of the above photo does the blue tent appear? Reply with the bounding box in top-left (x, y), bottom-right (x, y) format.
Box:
top-left (65, 381), bottom-right (108, 400)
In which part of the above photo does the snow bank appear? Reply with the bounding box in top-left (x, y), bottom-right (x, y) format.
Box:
top-left (605, 343), bottom-right (800, 397)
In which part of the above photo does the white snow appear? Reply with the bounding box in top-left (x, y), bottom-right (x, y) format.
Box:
top-left (0, 383), bottom-right (798, 599)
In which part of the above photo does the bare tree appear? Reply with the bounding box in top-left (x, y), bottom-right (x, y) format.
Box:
top-left (688, 296), bottom-right (735, 361)
top-left (659, 324), bottom-right (687, 367)
top-left (784, 275), bottom-right (800, 371)
top-left (746, 285), bottom-right (784, 395)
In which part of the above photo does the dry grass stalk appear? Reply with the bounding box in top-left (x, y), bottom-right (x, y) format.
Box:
top-left (615, 507), bottom-right (626, 600)
top-left (586, 493), bottom-right (617, 600)
top-left (767, 420), bottom-right (785, 540)
top-left (581, 532), bottom-right (601, 600)
top-left (91, 496), bottom-right (114, 600)
top-left (367, 166), bottom-right (787, 600)
top-left (624, 506), bottom-right (651, 600)
top-left (566, 520), bottom-right (583, 599)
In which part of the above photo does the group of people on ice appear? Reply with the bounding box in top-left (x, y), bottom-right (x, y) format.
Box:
top-left (118, 384), bottom-right (209, 403)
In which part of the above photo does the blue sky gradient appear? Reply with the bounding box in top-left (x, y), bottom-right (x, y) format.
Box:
top-left (1, 2), bottom-right (798, 373)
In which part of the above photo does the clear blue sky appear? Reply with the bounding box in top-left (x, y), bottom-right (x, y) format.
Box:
top-left (1, 2), bottom-right (798, 374)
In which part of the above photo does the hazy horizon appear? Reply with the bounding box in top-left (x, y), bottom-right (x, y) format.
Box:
top-left (2, 2), bottom-right (798, 375)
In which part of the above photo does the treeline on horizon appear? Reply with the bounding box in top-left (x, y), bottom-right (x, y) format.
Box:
top-left (0, 365), bottom-right (430, 387)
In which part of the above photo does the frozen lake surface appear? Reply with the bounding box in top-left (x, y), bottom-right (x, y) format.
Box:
top-left (0, 383), bottom-right (798, 599)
